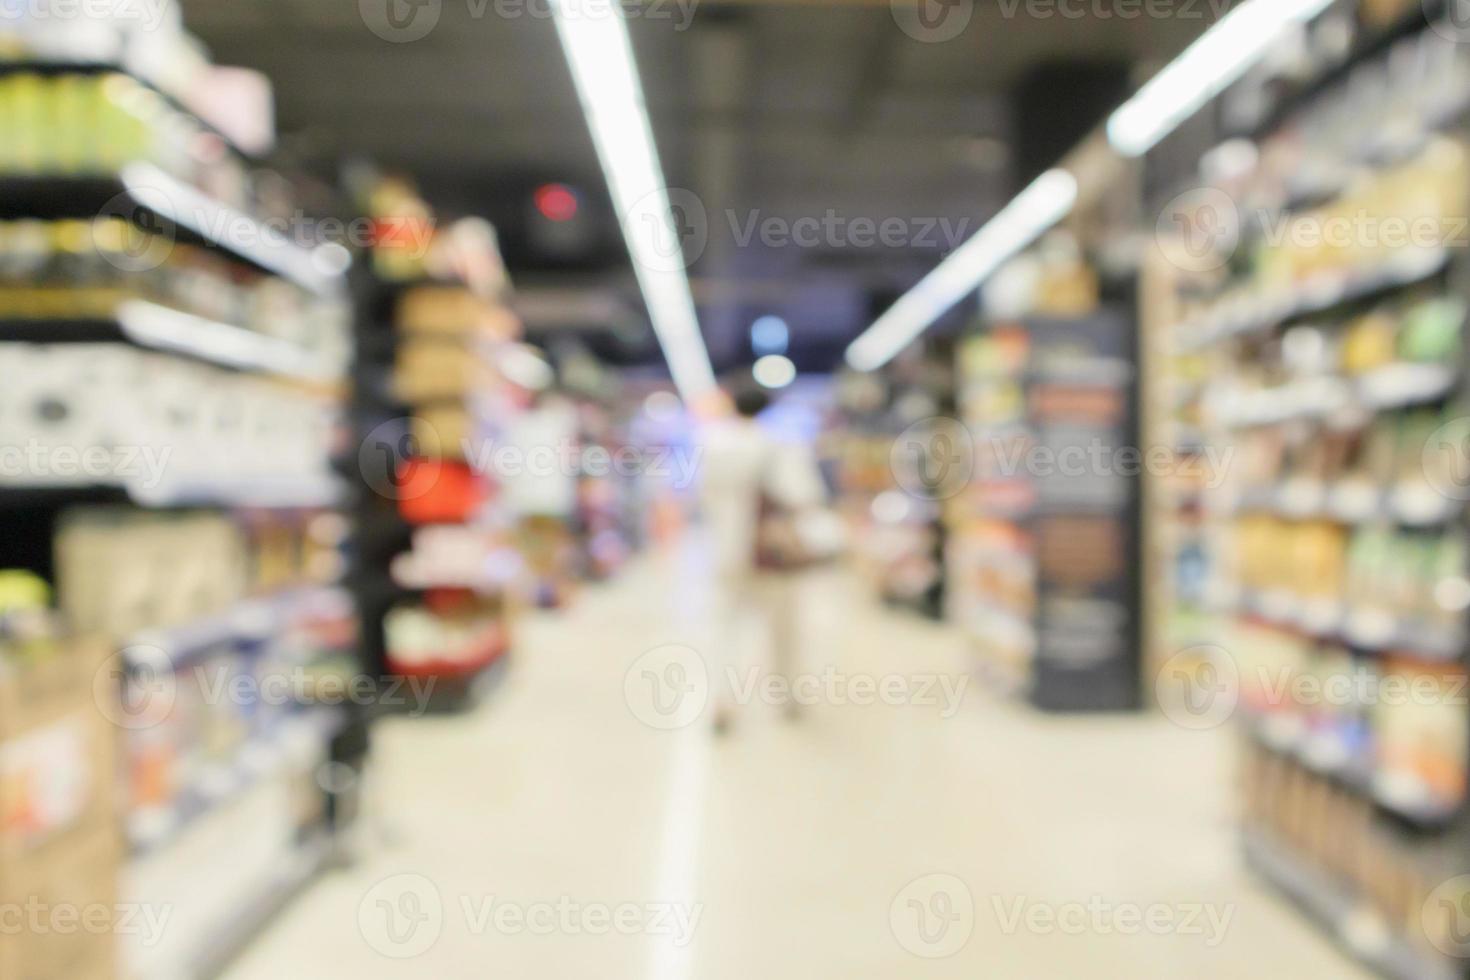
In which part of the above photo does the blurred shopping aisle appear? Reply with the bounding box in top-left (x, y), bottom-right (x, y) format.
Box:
top-left (219, 540), bottom-right (1364, 980)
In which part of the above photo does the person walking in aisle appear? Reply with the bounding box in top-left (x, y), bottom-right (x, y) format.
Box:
top-left (697, 380), bottom-right (834, 734)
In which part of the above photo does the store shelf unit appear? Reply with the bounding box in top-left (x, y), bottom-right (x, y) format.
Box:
top-left (0, 21), bottom-right (365, 979)
top-left (1242, 829), bottom-right (1460, 980)
top-left (947, 322), bottom-right (1036, 694)
top-left (1149, 4), bottom-right (1470, 973)
top-left (347, 177), bottom-right (527, 713)
top-left (839, 426), bottom-right (947, 618)
top-left (949, 311), bottom-right (1143, 711)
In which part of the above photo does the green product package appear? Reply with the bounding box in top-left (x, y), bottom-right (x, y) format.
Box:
top-left (1398, 297), bottom-right (1466, 363)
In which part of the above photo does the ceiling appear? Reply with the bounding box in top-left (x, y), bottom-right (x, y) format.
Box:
top-left (181, 0), bottom-right (1210, 373)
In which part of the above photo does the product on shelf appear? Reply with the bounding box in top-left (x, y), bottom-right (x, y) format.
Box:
top-left (0, 343), bottom-right (344, 501)
top-left (0, 218), bottom-right (352, 368)
top-left (383, 589), bottom-right (511, 679)
top-left (0, 569), bottom-right (60, 663)
top-left (54, 509), bottom-right (344, 640)
top-left (0, 70), bottom-right (250, 202)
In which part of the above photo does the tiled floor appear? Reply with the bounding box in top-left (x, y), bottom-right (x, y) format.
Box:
top-left (221, 546), bottom-right (1364, 979)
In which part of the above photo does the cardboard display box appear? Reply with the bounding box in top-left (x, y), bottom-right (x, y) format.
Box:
top-left (0, 644), bottom-right (121, 980)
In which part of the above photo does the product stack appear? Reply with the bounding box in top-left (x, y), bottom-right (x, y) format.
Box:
top-left (351, 175), bottom-right (529, 710)
top-left (833, 362), bottom-right (949, 616)
top-left (573, 400), bottom-right (636, 581)
top-left (838, 425), bottom-right (944, 615)
top-left (0, 9), bottom-right (357, 980)
top-left (946, 323), bottom-right (1035, 693)
top-left (1152, 5), bottom-right (1470, 974)
top-left (948, 241), bottom-right (1142, 710)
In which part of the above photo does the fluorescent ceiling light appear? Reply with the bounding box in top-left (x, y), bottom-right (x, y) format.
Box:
top-left (844, 169), bottom-right (1077, 372)
top-left (1107, 0), bottom-right (1335, 157)
top-left (549, 2), bottom-right (715, 402)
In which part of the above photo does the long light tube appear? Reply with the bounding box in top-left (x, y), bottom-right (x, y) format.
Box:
top-left (549, 3), bottom-right (716, 401)
top-left (1107, 0), bottom-right (1336, 157)
top-left (844, 168), bottom-right (1077, 372)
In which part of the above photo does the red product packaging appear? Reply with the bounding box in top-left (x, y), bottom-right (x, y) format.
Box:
top-left (397, 458), bottom-right (483, 525)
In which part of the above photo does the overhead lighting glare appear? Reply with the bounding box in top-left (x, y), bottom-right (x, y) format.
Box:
top-left (549, 2), bottom-right (715, 402)
top-left (752, 354), bottom-right (797, 390)
top-left (844, 169), bottom-right (1077, 372)
top-left (1107, 0), bottom-right (1335, 157)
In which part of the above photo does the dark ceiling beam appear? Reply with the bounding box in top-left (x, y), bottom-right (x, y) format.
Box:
top-left (688, 17), bottom-right (754, 362)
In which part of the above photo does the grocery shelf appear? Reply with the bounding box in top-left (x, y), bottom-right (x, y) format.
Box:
top-left (0, 166), bottom-right (345, 296)
top-left (1243, 829), bottom-right (1460, 980)
top-left (1247, 0), bottom-right (1451, 141)
top-left (1211, 363), bottom-right (1460, 431)
top-left (1224, 482), bottom-right (1463, 529)
top-left (132, 472), bottom-right (347, 511)
top-left (122, 164), bottom-right (345, 296)
top-left (1147, 13), bottom-right (1470, 968)
top-left (0, 474), bottom-right (345, 511)
top-left (0, 59), bottom-right (260, 160)
top-left (1245, 715), bottom-right (1461, 829)
top-left (128, 707), bottom-right (346, 855)
top-left (116, 300), bottom-right (345, 381)
top-left (0, 483), bottom-right (130, 510)
top-left (126, 586), bottom-right (354, 668)
top-left (1230, 589), bottom-right (1463, 662)
top-left (1176, 248), bottom-right (1450, 352)
top-left (1246, 714), bottom-right (1374, 792)
top-left (0, 301), bottom-right (344, 382)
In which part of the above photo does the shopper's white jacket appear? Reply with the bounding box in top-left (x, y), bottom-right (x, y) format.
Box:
top-left (697, 418), bottom-right (827, 579)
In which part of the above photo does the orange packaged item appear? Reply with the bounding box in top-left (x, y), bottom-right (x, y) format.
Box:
top-left (396, 458), bottom-right (483, 525)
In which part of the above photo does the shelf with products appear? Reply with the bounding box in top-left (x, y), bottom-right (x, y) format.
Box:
top-left (1230, 0), bottom-right (1459, 163)
top-left (946, 234), bottom-right (1143, 711)
top-left (0, 13), bottom-right (360, 976)
top-left (836, 426), bottom-right (945, 617)
top-left (348, 173), bottom-right (530, 705)
top-left (0, 0), bottom-right (277, 159)
top-left (0, 166), bottom-right (344, 296)
top-left (0, 302), bottom-right (344, 383)
top-left (0, 341), bottom-right (348, 506)
top-left (1149, 7), bottom-right (1470, 973)
top-left (1224, 608), bottom-right (1468, 828)
top-left (946, 323), bottom-right (1036, 692)
top-left (1241, 827), bottom-right (1460, 980)
top-left (0, 59), bottom-right (263, 163)
top-left (573, 418), bottom-right (640, 582)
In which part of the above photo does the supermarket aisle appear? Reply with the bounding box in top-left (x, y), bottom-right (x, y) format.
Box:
top-left (221, 545), bottom-right (1364, 979)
